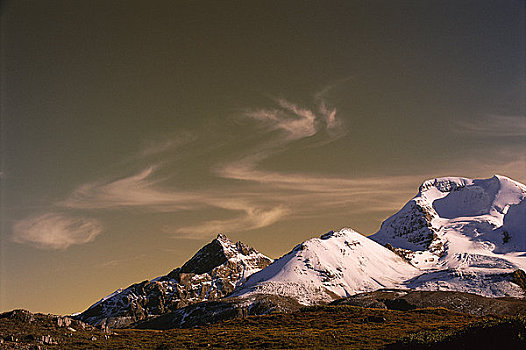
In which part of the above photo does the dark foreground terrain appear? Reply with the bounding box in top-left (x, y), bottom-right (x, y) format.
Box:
top-left (2, 305), bottom-right (525, 349)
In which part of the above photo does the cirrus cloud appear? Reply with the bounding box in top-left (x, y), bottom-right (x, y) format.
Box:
top-left (58, 166), bottom-right (199, 211)
top-left (12, 213), bottom-right (102, 250)
top-left (455, 115), bottom-right (526, 137)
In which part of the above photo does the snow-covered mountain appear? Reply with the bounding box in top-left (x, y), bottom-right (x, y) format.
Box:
top-left (232, 229), bottom-right (418, 304)
top-left (232, 175), bottom-right (526, 304)
top-left (75, 234), bottom-right (272, 328)
top-left (370, 175), bottom-right (526, 296)
top-left (76, 175), bottom-right (526, 329)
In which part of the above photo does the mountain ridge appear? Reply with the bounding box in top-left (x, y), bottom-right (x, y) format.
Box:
top-left (75, 175), bottom-right (526, 329)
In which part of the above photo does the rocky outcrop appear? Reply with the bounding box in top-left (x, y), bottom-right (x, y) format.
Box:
top-left (134, 293), bottom-right (302, 330)
top-left (75, 234), bottom-right (272, 328)
top-left (0, 310), bottom-right (93, 349)
top-left (372, 199), bottom-right (444, 254)
top-left (510, 269), bottom-right (526, 292)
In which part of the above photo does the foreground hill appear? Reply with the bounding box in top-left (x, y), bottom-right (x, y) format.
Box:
top-left (3, 304), bottom-right (521, 350)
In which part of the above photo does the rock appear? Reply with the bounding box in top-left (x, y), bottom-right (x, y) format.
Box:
top-left (510, 269), bottom-right (526, 292)
top-left (331, 289), bottom-right (526, 316)
top-left (384, 243), bottom-right (413, 263)
top-left (73, 319), bottom-right (88, 330)
top-left (56, 316), bottom-right (72, 327)
top-left (134, 293), bottom-right (302, 330)
top-left (41, 334), bottom-right (57, 345)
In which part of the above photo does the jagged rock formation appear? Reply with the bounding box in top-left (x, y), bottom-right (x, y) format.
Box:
top-left (75, 234), bottom-right (272, 328)
top-left (511, 269), bottom-right (526, 292)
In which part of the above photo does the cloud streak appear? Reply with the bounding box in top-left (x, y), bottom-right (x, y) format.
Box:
top-left (456, 115), bottom-right (526, 137)
top-left (12, 213), bottom-right (102, 250)
top-left (58, 166), bottom-right (199, 211)
top-left (171, 203), bottom-right (291, 237)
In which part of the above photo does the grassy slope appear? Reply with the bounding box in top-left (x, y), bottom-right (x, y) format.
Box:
top-left (1, 306), bottom-right (495, 349)
top-left (389, 315), bottom-right (526, 349)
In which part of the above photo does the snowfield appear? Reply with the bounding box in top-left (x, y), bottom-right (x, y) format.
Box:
top-left (233, 229), bottom-right (418, 304)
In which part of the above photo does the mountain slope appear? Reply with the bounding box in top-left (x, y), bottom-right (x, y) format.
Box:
top-left (75, 234), bottom-right (272, 328)
top-left (370, 175), bottom-right (526, 296)
top-left (232, 229), bottom-right (418, 305)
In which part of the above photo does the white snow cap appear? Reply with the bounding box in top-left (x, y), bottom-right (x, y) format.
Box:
top-left (234, 228), bottom-right (417, 305)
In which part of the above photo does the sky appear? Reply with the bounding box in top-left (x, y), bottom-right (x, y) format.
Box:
top-left (1, 0), bottom-right (525, 315)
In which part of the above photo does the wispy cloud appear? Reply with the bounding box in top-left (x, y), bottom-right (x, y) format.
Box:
top-left (57, 163), bottom-right (419, 238)
top-left (456, 115), bottom-right (526, 137)
top-left (246, 97), bottom-right (347, 142)
top-left (12, 213), bottom-right (102, 250)
top-left (171, 203), bottom-right (291, 237)
top-left (58, 166), bottom-right (199, 211)
top-left (222, 97), bottom-right (348, 182)
top-left (11, 94), bottom-right (429, 248)
top-left (214, 96), bottom-right (422, 229)
top-left (246, 100), bottom-right (317, 141)
top-left (57, 166), bottom-right (293, 237)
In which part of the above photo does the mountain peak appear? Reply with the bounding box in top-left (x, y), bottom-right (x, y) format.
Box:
top-left (180, 234), bottom-right (234, 274)
top-left (76, 234), bottom-right (272, 328)
top-left (178, 234), bottom-right (268, 274)
top-left (370, 175), bottom-right (526, 296)
top-left (234, 228), bottom-right (417, 305)
top-left (215, 232), bottom-right (231, 244)
top-left (373, 175), bottom-right (526, 250)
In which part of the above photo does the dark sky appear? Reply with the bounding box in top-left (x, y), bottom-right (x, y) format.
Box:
top-left (1, 0), bottom-right (525, 314)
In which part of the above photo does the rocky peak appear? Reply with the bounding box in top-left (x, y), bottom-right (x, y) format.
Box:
top-left (76, 233), bottom-right (272, 328)
top-left (215, 233), bottom-right (261, 258)
top-left (174, 233), bottom-right (269, 275)
top-left (179, 235), bottom-right (231, 274)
